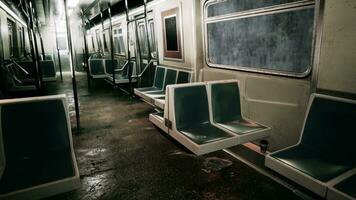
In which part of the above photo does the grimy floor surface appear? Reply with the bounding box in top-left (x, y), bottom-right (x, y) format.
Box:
top-left (42, 74), bottom-right (302, 200)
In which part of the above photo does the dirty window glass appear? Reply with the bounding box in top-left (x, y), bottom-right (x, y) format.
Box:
top-left (205, 2), bottom-right (315, 76)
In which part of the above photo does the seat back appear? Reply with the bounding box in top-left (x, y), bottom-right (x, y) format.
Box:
top-left (153, 66), bottom-right (166, 89)
top-left (104, 59), bottom-right (119, 75)
top-left (210, 81), bottom-right (242, 123)
top-left (0, 96), bottom-right (71, 166)
top-left (42, 54), bottom-right (53, 61)
top-left (40, 60), bottom-right (56, 78)
top-left (173, 84), bottom-right (210, 130)
top-left (300, 94), bottom-right (356, 164)
top-left (162, 69), bottom-right (177, 90)
top-left (177, 71), bottom-right (191, 84)
top-left (89, 59), bottom-right (106, 76)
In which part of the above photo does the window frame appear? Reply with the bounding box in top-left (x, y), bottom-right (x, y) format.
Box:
top-left (137, 21), bottom-right (149, 59)
top-left (112, 24), bottom-right (125, 56)
top-left (203, 0), bottom-right (318, 78)
top-left (148, 19), bottom-right (157, 59)
top-left (161, 7), bottom-right (183, 61)
top-left (7, 19), bottom-right (16, 58)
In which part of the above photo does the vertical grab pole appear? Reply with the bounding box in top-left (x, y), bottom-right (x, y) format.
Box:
top-left (28, 1), bottom-right (42, 90)
top-left (125, 0), bottom-right (133, 95)
top-left (142, 0), bottom-right (153, 85)
top-left (53, 20), bottom-right (63, 81)
top-left (81, 10), bottom-right (90, 87)
top-left (33, 8), bottom-right (46, 60)
top-left (63, 0), bottom-right (80, 131)
top-left (108, 4), bottom-right (115, 86)
top-left (24, 2), bottom-right (39, 90)
top-left (134, 20), bottom-right (142, 84)
top-left (100, 8), bottom-right (105, 57)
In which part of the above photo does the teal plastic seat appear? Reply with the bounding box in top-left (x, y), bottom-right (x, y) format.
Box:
top-left (211, 82), bottom-right (266, 135)
top-left (0, 95), bottom-right (79, 198)
top-left (332, 174), bottom-right (356, 199)
top-left (174, 85), bottom-right (234, 145)
top-left (135, 66), bottom-right (165, 93)
top-left (177, 71), bottom-right (190, 84)
top-left (89, 59), bottom-right (106, 78)
top-left (266, 94), bottom-right (356, 197)
top-left (104, 59), bottom-right (119, 75)
top-left (40, 60), bottom-right (56, 81)
top-left (271, 96), bottom-right (356, 181)
top-left (146, 69), bottom-right (177, 97)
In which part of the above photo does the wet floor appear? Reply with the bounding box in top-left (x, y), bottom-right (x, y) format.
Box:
top-left (43, 74), bottom-right (302, 200)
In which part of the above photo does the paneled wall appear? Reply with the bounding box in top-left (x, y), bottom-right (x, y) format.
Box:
top-left (316, 0), bottom-right (356, 95)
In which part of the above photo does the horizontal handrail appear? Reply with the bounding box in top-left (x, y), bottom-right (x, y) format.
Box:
top-left (0, 65), bottom-right (23, 84)
top-left (11, 59), bottom-right (30, 75)
top-left (114, 60), bottom-right (129, 72)
top-left (131, 59), bottom-right (154, 78)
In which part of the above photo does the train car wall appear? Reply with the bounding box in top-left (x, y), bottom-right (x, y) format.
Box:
top-left (316, 0), bottom-right (356, 95)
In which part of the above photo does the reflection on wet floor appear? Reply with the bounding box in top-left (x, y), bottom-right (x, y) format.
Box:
top-left (43, 74), bottom-right (302, 200)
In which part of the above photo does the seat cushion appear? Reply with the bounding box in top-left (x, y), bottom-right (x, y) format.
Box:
top-left (216, 118), bottom-right (265, 135)
top-left (334, 174), bottom-right (356, 199)
top-left (135, 86), bottom-right (159, 93)
top-left (0, 150), bottom-right (75, 194)
top-left (145, 90), bottom-right (165, 95)
top-left (272, 145), bottom-right (353, 182)
top-left (179, 123), bottom-right (234, 145)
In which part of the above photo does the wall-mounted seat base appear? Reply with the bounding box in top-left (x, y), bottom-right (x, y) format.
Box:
top-left (180, 123), bottom-right (235, 145)
top-left (107, 74), bottom-right (137, 84)
top-left (154, 97), bottom-right (165, 109)
top-left (149, 112), bottom-right (168, 133)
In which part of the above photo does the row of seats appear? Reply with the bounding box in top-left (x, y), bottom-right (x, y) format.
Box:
top-left (88, 57), bottom-right (137, 84)
top-left (265, 94), bottom-right (356, 200)
top-left (134, 66), bottom-right (192, 109)
top-left (143, 76), bottom-right (356, 199)
top-left (149, 80), bottom-right (270, 155)
top-left (5, 59), bottom-right (57, 92)
top-left (0, 95), bottom-right (80, 199)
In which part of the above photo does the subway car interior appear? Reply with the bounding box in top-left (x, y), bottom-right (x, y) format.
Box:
top-left (0, 0), bottom-right (355, 199)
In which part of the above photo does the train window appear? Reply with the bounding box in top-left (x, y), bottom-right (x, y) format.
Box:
top-left (138, 23), bottom-right (149, 58)
top-left (103, 29), bottom-right (110, 52)
top-left (19, 27), bottom-right (26, 57)
top-left (7, 19), bottom-right (16, 58)
top-left (162, 7), bottom-right (182, 60)
top-left (204, 0), bottom-right (315, 77)
top-left (206, 0), bottom-right (304, 17)
top-left (148, 20), bottom-right (157, 58)
top-left (57, 36), bottom-right (67, 50)
top-left (113, 25), bottom-right (125, 55)
top-left (95, 29), bottom-right (102, 52)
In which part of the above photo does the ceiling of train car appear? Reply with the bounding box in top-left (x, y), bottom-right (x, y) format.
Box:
top-left (26, 0), bottom-right (152, 27)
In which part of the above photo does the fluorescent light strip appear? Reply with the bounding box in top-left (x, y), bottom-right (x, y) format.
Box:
top-left (0, 1), bottom-right (27, 27)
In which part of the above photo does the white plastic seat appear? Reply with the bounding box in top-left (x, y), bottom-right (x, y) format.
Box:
top-left (0, 95), bottom-right (80, 199)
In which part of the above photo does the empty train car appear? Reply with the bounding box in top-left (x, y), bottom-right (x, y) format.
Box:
top-left (0, 0), bottom-right (355, 199)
